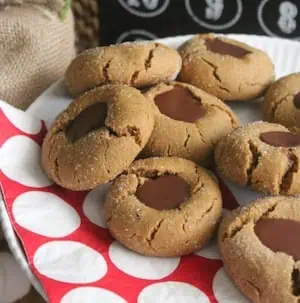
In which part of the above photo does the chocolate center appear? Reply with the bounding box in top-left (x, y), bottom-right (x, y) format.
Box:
top-left (260, 131), bottom-right (300, 147)
top-left (154, 86), bottom-right (206, 123)
top-left (205, 38), bottom-right (251, 58)
top-left (65, 102), bottom-right (107, 142)
top-left (255, 218), bottom-right (300, 261)
top-left (294, 92), bottom-right (300, 109)
top-left (136, 174), bottom-right (190, 210)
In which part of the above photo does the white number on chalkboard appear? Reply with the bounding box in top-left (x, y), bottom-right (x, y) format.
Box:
top-left (127, 0), bottom-right (159, 10)
top-left (278, 1), bottom-right (298, 34)
top-left (205, 0), bottom-right (224, 21)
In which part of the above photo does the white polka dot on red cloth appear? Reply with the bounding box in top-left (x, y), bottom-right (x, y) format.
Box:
top-left (83, 184), bottom-right (110, 228)
top-left (109, 241), bottom-right (180, 280)
top-left (0, 135), bottom-right (52, 187)
top-left (33, 241), bottom-right (107, 283)
top-left (12, 191), bottom-right (80, 237)
top-left (0, 102), bottom-right (42, 134)
top-left (0, 252), bottom-right (31, 303)
top-left (213, 268), bottom-right (249, 302)
top-left (194, 238), bottom-right (220, 260)
top-left (138, 282), bottom-right (210, 303)
top-left (61, 287), bottom-right (127, 303)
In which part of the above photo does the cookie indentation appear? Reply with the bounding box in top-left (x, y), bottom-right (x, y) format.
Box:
top-left (154, 86), bottom-right (206, 123)
top-left (66, 102), bottom-right (107, 142)
top-left (247, 141), bottom-right (261, 185)
top-left (136, 174), bottom-right (190, 210)
top-left (280, 153), bottom-right (298, 193)
top-left (254, 218), bottom-right (300, 261)
top-left (293, 92), bottom-right (300, 109)
top-left (205, 38), bottom-right (251, 58)
top-left (260, 131), bottom-right (300, 147)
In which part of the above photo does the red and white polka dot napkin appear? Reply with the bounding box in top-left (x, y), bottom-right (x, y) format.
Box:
top-left (0, 101), bottom-right (252, 303)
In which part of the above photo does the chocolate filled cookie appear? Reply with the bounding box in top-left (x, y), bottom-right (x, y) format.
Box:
top-left (263, 73), bottom-right (300, 133)
top-left (142, 82), bottom-right (239, 166)
top-left (65, 42), bottom-right (182, 96)
top-left (179, 33), bottom-right (275, 101)
top-left (219, 196), bottom-right (300, 303)
top-left (104, 157), bottom-right (222, 257)
top-left (215, 121), bottom-right (300, 195)
top-left (42, 85), bottom-right (154, 191)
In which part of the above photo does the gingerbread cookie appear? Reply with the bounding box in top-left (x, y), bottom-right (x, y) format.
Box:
top-left (263, 73), bottom-right (300, 133)
top-left (179, 33), bottom-right (275, 101)
top-left (142, 82), bottom-right (239, 166)
top-left (42, 85), bottom-right (154, 191)
top-left (219, 196), bottom-right (300, 303)
top-left (215, 121), bottom-right (300, 195)
top-left (65, 42), bottom-right (182, 96)
top-left (104, 157), bottom-right (222, 257)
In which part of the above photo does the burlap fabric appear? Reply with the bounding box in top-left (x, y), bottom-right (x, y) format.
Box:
top-left (72, 0), bottom-right (99, 52)
top-left (0, 0), bottom-right (75, 109)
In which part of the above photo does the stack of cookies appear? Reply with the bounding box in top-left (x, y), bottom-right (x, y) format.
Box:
top-left (41, 33), bottom-right (300, 302)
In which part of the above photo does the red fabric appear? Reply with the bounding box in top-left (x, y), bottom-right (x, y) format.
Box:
top-left (0, 108), bottom-right (240, 303)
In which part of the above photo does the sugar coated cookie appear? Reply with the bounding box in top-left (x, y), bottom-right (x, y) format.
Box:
top-left (142, 81), bottom-right (239, 166)
top-left (179, 33), bottom-right (275, 101)
top-left (104, 157), bottom-right (222, 257)
top-left (215, 121), bottom-right (300, 195)
top-left (42, 85), bottom-right (154, 190)
top-left (263, 73), bottom-right (300, 133)
top-left (65, 42), bottom-right (182, 96)
top-left (219, 196), bottom-right (300, 303)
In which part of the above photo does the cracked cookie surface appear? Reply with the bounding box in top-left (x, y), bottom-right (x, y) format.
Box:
top-left (104, 157), bottom-right (222, 257)
top-left (65, 41), bottom-right (182, 96)
top-left (219, 196), bottom-right (300, 303)
top-left (263, 73), bottom-right (300, 133)
top-left (142, 81), bottom-right (239, 166)
top-left (215, 121), bottom-right (300, 195)
top-left (42, 84), bottom-right (154, 191)
top-left (178, 33), bottom-right (275, 101)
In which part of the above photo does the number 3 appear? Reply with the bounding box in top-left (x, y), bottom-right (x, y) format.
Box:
top-left (205, 0), bottom-right (224, 21)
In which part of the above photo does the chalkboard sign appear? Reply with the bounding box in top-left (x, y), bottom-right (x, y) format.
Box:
top-left (99, 0), bottom-right (300, 45)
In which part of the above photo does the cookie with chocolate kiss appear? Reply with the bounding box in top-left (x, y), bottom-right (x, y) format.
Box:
top-left (263, 73), bottom-right (300, 133)
top-left (42, 85), bottom-right (154, 190)
top-left (178, 33), bottom-right (275, 101)
top-left (219, 196), bottom-right (300, 303)
top-left (142, 81), bottom-right (239, 166)
top-left (65, 41), bottom-right (182, 97)
top-left (215, 121), bottom-right (300, 195)
top-left (104, 157), bottom-right (222, 257)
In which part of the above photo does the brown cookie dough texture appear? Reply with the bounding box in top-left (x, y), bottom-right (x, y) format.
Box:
top-left (263, 73), bottom-right (300, 133)
top-left (215, 121), bottom-right (300, 195)
top-left (104, 157), bottom-right (222, 257)
top-left (179, 33), bottom-right (275, 101)
top-left (219, 196), bottom-right (300, 303)
top-left (65, 42), bottom-right (182, 96)
top-left (142, 82), bottom-right (239, 166)
top-left (42, 85), bottom-right (154, 191)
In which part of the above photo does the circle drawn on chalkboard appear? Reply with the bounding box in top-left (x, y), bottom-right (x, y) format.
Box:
top-left (185, 0), bottom-right (243, 30)
top-left (116, 29), bottom-right (158, 44)
top-left (258, 0), bottom-right (300, 39)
